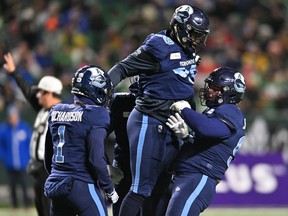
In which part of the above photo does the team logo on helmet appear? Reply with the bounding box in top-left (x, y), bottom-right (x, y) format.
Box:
top-left (174, 5), bottom-right (193, 24)
top-left (89, 67), bottom-right (107, 88)
top-left (234, 72), bottom-right (246, 93)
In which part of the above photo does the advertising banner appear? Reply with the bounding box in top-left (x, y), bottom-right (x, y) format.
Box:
top-left (211, 115), bottom-right (288, 206)
top-left (212, 153), bottom-right (288, 206)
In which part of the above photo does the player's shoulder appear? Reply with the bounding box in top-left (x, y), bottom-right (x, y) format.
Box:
top-left (215, 104), bottom-right (243, 115)
top-left (142, 30), bottom-right (180, 59)
top-left (51, 103), bottom-right (72, 111)
top-left (214, 104), bottom-right (245, 128)
top-left (84, 105), bottom-right (110, 125)
top-left (144, 30), bottom-right (174, 46)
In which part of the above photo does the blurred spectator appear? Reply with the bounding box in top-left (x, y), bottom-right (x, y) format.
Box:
top-left (0, 0), bottom-right (287, 148)
top-left (0, 105), bottom-right (32, 209)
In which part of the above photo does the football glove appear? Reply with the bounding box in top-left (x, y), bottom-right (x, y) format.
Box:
top-left (166, 113), bottom-right (189, 139)
top-left (106, 189), bottom-right (119, 204)
top-left (170, 100), bottom-right (191, 114)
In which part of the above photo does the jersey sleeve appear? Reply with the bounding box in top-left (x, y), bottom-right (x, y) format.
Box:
top-left (87, 127), bottom-right (114, 193)
top-left (181, 108), bottom-right (232, 139)
top-left (11, 70), bottom-right (42, 111)
top-left (108, 47), bottom-right (160, 86)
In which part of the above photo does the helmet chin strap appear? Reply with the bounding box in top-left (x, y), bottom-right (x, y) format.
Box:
top-left (75, 100), bottom-right (86, 106)
top-left (172, 25), bottom-right (187, 49)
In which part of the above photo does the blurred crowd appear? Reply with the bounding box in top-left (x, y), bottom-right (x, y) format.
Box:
top-left (0, 0), bottom-right (287, 122)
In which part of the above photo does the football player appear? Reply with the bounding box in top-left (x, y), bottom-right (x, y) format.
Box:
top-left (44, 65), bottom-right (119, 216)
top-left (108, 83), bottom-right (137, 216)
top-left (159, 67), bottom-right (246, 216)
top-left (107, 4), bottom-right (210, 216)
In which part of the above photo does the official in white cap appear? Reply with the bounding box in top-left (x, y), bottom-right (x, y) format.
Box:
top-left (36, 76), bottom-right (63, 110)
top-left (37, 76), bottom-right (63, 95)
top-left (3, 53), bottom-right (62, 216)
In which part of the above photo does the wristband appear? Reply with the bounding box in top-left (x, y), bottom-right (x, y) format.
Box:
top-left (181, 134), bottom-right (194, 143)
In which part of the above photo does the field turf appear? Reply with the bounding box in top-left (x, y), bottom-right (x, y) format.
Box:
top-left (0, 207), bottom-right (287, 216)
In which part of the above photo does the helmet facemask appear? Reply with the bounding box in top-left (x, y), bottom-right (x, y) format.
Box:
top-left (199, 67), bottom-right (246, 108)
top-left (200, 82), bottom-right (224, 107)
top-left (186, 27), bottom-right (209, 47)
top-left (170, 5), bottom-right (210, 50)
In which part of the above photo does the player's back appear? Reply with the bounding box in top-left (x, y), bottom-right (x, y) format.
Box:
top-left (48, 103), bottom-right (110, 183)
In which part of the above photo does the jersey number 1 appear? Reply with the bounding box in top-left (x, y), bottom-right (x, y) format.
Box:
top-left (55, 125), bottom-right (65, 163)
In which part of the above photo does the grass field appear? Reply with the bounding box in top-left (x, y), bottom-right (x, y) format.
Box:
top-left (0, 207), bottom-right (287, 216)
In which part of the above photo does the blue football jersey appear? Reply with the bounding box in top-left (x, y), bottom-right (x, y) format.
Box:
top-left (174, 104), bottom-right (246, 180)
top-left (140, 30), bottom-right (197, 100)
top-left (47, 103), bottom-right (110, 183)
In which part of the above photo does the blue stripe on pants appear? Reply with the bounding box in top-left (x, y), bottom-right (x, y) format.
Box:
top-left (181, 175), bottom-right (208, 216)
top-left (88, 183), bottom-right (106, 216)
top-left (132, 115), bottom-right (148, 193)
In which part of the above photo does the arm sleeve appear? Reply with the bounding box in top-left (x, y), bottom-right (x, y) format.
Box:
top-left (10, 70), bottom-right (42, 111)
top-left (108, 47), bottom-right (160, 86)
top-left (44, 128), bottom-right (53, 174)
top-left (87, 127), bottom-right (114, 193)
top-left (181, 108), bottom-right (232, 139)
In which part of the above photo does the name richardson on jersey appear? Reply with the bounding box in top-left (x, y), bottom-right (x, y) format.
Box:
top-left (50, 111), bottom-right (84, 122)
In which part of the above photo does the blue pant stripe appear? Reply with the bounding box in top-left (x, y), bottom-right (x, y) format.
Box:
top-left (181, 175), bottom-right (208, 216)
top-left (88, 183), bottom-right (106, 216)
top-left (132, 115), bottom-right (148, 193)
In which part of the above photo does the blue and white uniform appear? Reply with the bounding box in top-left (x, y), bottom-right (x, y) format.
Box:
top-left (158, 104), bottom-right (246, 216)
top-left (44, 97), bottom-right (114, 216)
top-left (108, 30), bottom-right (199, 215)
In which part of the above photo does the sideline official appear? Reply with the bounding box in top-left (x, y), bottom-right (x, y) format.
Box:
top-left (3, 53), bottom-right (63, 216)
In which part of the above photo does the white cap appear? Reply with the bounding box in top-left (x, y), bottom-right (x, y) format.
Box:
top-left (37, 76), bottom-right (63, 95)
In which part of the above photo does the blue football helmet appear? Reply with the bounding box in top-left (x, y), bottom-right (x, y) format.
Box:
top-left (71, 65), bottom-right (113, 106)
top-left (199, 67), bottom-right (246, 107)
top-left (170, 5), bottom-right (210, 49)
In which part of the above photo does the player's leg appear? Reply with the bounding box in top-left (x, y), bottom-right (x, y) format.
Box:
top-left (50, 179), bottom-right (108, 216)
top-left (67, 180), bottom-right (108, 216)
top-left (165, 173), bottom-right (217, 216)
top-left (50, 198), bottom-right (76, 216)
top-left (119, 109), bottom-right (169, 216)
top-left (154, 178), bottom-right (173, 216)
top-left (143, 141), bottom-right (178, 215)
